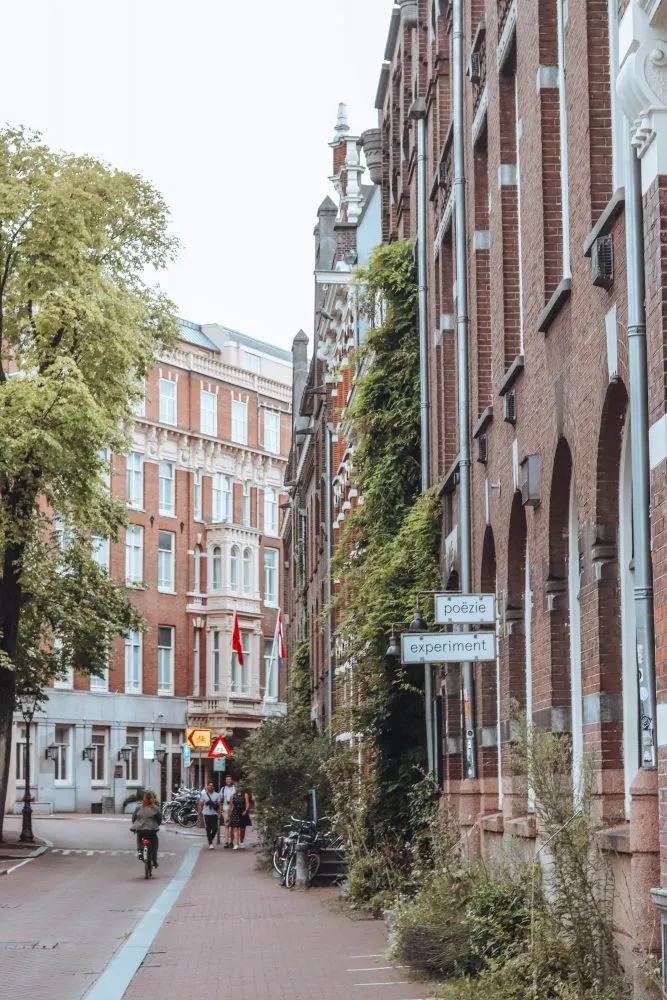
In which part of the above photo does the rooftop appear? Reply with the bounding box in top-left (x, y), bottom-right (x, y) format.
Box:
top-left (178, 319), bottom-right (220, 353)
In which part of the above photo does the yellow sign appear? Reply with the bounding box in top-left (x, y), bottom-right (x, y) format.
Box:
top-left (186, 728), bottom-right (212, 750)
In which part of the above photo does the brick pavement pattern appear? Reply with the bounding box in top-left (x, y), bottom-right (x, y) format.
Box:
top-left (123, 842), bottom-right (427, 1000)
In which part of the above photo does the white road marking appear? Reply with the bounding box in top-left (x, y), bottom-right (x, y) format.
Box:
top-left (352, 982), bottom-right (409, 988)
top-left (349, 954), bottom-right (385, 959)
top-left (347, 966), bottom-right (406, 972)
top-left (84, 842), bottom-right (201, 1000)
top-left (50, 849), bottom-right (176, 857)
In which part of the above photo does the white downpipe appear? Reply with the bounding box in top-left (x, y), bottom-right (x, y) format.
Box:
top-left (556, 0), bottom-right (571, 279)
top-left (525, 549), bottom-right (535, 812)
top-left (568, 479), bottom-right (583, 799)
top-left (515, 82), bottom-right (525, 352)
top-left (619, 417), bottom-right (639, 816)
top-left (496, 595), bottom-right (503, 809)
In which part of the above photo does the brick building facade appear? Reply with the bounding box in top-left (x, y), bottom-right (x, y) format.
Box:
top-left (368, 0), bottom-right (667, 981)
top-left (7, 321), bottom-right (291, 812)
top-left (283, 107), bottom-right (381, 733)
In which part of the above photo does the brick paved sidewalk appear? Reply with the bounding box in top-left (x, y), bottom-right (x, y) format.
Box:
top-left (123, 840), bottom-right (430, 1000)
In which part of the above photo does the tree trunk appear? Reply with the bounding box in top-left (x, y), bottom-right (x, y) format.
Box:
top-left (0, 668), bottom-right (16, 843)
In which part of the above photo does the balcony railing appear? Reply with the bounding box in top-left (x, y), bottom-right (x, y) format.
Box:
top-left (471, 27), bottom-right (487, 120)
top-left (498, 0), bottom-right (513, 34)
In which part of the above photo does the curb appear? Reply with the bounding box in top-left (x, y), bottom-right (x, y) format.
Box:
top-left (0, 837), bottom-right (53, 876)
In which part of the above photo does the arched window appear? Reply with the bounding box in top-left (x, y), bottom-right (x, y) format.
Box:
top-left (230, 545), bottom-right (240, 591)
top-left (212, 546), bottom-right (222, 591)
top-left (194, 545), bottom-right (202, 593)
top-left (243, 547), bottom-right (252, 593)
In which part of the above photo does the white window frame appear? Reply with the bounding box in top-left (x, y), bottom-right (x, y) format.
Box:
top-left (53, 666), bottom-right (74, 690)
top-left (200, 388), bottom-right (217, 436)
top-left (125, 524), bottom-right (144, 585)
top-left (90, 665), bottom-right (109, 693)
top-left (193, 545), bottom-right (202, 594)
top-left (212, 473), bottom-right (231, 523)
top-left (99, 448), bottom-right (112, 489)
top-left (92, 536), bottom-right (110, 571)
top-left (159, 461), bottom-right (175, 516)
top-left (264, 548), bottom-right (279, 607)
top-left (212, 630), bottom-right (221, 695)
top-left (264, 487), bottom-right (278, 536)
top-left (15, 725), bottom-right (33, 786)
top-left (264, 638), bottom-right (279, 700)
top-left (126, 452), bottom-right (144, 509)
top-left (159, 377), bottom-right (177, 425)
top-left (231, 633), bottom-right (251, 695)
top-left (232, 399), bottom-right (248, 444)
top-left (243, 547), bottom-right (253, 594)
top-left (194, 469), bottom-right (202, 521)
top-left (211, 546), bottom-right (223, 591)
top-left (91, 727), bottom-right (108, 786)
top-left (158, 531), bottom-right (175, 593)
top-left (54, 725), bottom-right (73, 786)
top-left (126, 729), bottom-right (142, 785)
top-left (230, 545), bottom-right (240, 592)
top-left (125, 631), bottom-right (143, 694)
top-left (193, 629), bottom-right (201, 697)
top-left (243, 482), bottom-right (251, 527)
top-left (132, 378), bottom-right (146, 418)
top-left (264, 410), bottom-right (280, 454)
top-left (158, 626), bottom-right (175, 696)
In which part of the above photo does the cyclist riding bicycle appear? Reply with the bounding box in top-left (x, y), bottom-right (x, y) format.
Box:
top-left (131, 790), bottom-right (162, 869)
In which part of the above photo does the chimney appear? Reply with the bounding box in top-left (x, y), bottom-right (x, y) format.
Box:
top-left (292, 330), bottom-right (309, 434)
top-left (329, 102), bottom-right (364, 225)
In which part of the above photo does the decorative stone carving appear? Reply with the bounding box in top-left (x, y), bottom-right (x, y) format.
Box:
top-left (617, 2), bottom-right (667, 185)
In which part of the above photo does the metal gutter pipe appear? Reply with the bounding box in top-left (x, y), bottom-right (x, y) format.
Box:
top-left (453, 0), bottom-right (477, 779)
top-left (625, 129), bottom-right (657, 769)
top-left (325, 421), bottom-right (334, 737)
top-left (412, 99), bottom-right (434, 775)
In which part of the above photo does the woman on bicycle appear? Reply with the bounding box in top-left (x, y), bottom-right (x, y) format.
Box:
top-left (132, 790), bottom-right (162, 868)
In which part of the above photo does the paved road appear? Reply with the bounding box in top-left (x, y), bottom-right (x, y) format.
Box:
top-left (0, 815), bottom-right (192, 1000)
top-left (0, 816), bottom-right (427, 1000)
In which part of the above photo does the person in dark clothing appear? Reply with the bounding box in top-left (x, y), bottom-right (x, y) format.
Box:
top-left (229, 787), bottom-right (252, 850)
top-left (198, 782), bottom-right (222, 848)
top-left (132, 791), bottom-right (162, 867)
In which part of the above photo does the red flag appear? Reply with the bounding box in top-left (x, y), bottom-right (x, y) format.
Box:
top-left (277, 610), bottom-right (286, 661)
top-left (232, 611), bottom-right (244, 667)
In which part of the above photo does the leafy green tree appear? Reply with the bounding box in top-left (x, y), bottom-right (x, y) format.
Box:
top-left (0, 127), bottom-right (178, 838)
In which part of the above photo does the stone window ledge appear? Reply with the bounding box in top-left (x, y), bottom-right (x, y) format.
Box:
top-left (583, 188), bottom-right (625, 258)
top-left (538, 278), bottom-right (572, 334)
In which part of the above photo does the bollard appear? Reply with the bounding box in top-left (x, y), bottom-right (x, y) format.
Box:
top-left (295, 842), bottom-right (309, 889)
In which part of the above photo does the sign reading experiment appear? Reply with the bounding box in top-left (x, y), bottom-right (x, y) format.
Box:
top-left (434, 593), bottom-right (495, 625)
top-left (401, 631), bottom-right (496, 664)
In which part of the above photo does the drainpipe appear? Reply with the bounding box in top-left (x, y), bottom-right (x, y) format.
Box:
top-left (556, 0), bottom-right (571, 279)
top-left (453, 0), bottom-right (477, 779)
top-left (625, 129), bottom-right (657, 769)
top-left (325, 421), bottom-right (334, 736)
top-left (411, 98), bottom-right (434, 774)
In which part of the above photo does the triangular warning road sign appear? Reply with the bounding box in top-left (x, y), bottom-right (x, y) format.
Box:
top-left (208, 735), bottom-right (232, 758)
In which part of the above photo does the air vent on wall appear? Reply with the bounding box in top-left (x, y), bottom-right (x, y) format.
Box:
top-left (469, 51), bottom-right (482, 84)
top-left (476, 433), bottom-right (488, 465)
top-left (503, 389), bottom-right (517, 425)
top-left (591, 234), bottom-right (613, 290)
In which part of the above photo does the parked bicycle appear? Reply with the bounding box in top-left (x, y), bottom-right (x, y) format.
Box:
top-left (162, 786), bottom-right (200, 828)
top-left (273, 816), bottom-right (345, 888)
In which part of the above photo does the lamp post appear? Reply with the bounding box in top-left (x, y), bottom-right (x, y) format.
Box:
top-left (18, 694), bottom-right (39, 844)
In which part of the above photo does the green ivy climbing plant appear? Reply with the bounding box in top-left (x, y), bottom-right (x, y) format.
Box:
top-left (331, 240), bottom-right (442, 847)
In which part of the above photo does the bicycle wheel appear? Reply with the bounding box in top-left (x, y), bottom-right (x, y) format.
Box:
top-left (308, 852), bottom-right (320, 882)
top-left (177, 808), bottom-right (198, 828)
top-left (143, 843), bottom-right (152, 879)
top-left (272, 845), bottom-right (283, 875)
top-left (285, 854), bottom-right (297, 889)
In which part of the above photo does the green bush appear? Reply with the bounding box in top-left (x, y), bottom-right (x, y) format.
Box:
top-left (236, 710), bottom-right (331, 858)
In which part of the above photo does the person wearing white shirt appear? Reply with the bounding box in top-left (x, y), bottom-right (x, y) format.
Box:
top-left (222, 774), bottom-right (236, 849)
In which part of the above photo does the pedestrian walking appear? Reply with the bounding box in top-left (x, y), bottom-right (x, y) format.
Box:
top-left (198, 781), bottom-right (222, 849)
top-left (131, 790), bottom-right (162, 868)
top-left (229, 785), bottom-right (252, 850)
top-left (221, 774), bottom-right (236, 849)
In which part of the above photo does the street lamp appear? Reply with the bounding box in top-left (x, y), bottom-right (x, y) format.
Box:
top-left (17, 693), bottom-right (39, 844)
top-left (45, 744), bottom-right (59, 761)
top-left (118, 745), bottom-right (133, 764)
top-left (384, 629), bottom-right (401, 662)
top-left (155, 746), bottom-right (167, 766)
top-left (408, 608), bottom-right (428, 632)
top-left (82, 746), bottom-right (96, 763)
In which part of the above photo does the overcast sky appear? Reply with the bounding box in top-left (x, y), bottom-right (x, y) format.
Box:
top-left (0, 1), bottom-right (391, 353)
